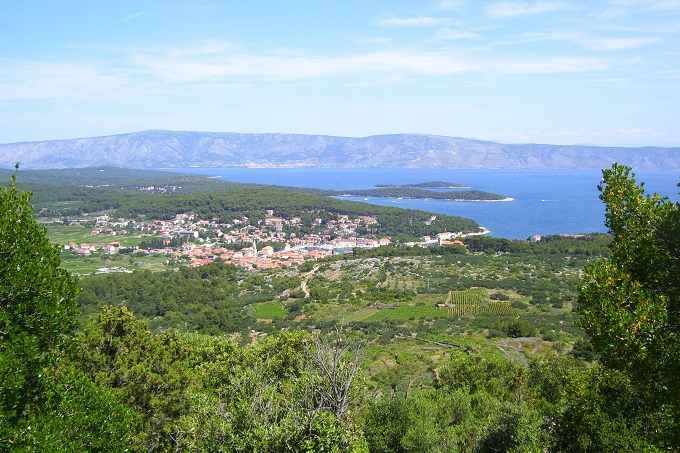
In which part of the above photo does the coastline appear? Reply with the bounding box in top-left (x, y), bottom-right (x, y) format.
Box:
top-left (464, 197), bottom-right (515, 202)
top-left (157, 167), bottom-right (663, 239)
top-left (462, 227), bottom-right (491, 237)
top-left (336, 195), bottom-right (514, 202)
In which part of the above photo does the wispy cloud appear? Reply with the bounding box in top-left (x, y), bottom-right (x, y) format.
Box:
top-left (434, 28), bottom-right (480, 40)
top-left (486, 1), bottom-right (564, 18)
top-left (645, 0), bottom-right (680, 9)
top-left (437, 0), bottom-right (467, 10)
top-left (488, 56), bottom-right (608, 74)
top-left (356, 38), bottom-right (393, 44)
top-left (511, 31), bottom-right (661, 51)
top-left (133, 46), bottom-right (610, 83)
top-left (657, 69), bottom-right (680, 78)
top-left (376, 17), bottom-right (456, 27)
top-left (579, 37), bottom-right (660, 50)
top-left (123, 12), bottom-right (144, 21)
top-left (0, 46), bottom-right (616, 102)
top-left (0, 61), bottom-right (128, 100)
top-left (608, 0), bottom-right (680, 11)
top-left (598, 0), bottom-right (680, 19)
top-left (135, 50), bottom-right (474, 82)
top-left (584, 77), bottom-right (629, 83)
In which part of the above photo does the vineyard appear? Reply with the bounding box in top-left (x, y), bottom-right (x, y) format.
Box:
top-left (446, 289), bottom-right (513, 316)
top-left (362, 305), bottom-right (448, 322)
top-left (359, 288), bottom-right (514, 322)
top-left (254, 301), bottom-right (287, 319)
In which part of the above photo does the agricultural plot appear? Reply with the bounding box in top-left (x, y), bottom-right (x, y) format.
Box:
top-left (360, 288), bottom-right (514, 322)
top-left (254, 301), bottom-right (287, 319)
top-left (363, 305), bottom-right (448, 322)
top-left (342, 307), bottom-right (380, 322)
top-left (385, 276), bottom-right (419, 291)
top-left (60, 249), bottom-right (174, 275)
top-left (46, 224), bottom-right (99, 246)
top-left (446, 289), bottom-right (513, 316)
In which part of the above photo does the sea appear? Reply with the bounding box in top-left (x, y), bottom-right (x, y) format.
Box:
top-left (161, 168), bottom-right (680, 240)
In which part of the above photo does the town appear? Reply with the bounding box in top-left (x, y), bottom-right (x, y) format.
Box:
top-left (61, 210), bottom-right (475, 273)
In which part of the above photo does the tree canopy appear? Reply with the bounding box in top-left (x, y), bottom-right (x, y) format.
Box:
top-left (0, 167), bottom-right (133, 451)
top-left (578, 163), bottom-right (680, 431)
top-left (0, 167), bottom-right (80, 425)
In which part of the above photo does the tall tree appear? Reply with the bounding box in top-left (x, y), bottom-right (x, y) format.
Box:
top-left (0, 165), bottom-right (79, 424)
top-left (577, 163), bottom-right (679, 444)
top-left (1, 166), bottom-right (134, 451)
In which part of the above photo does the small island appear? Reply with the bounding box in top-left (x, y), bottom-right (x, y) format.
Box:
top-left (375, 181), bottom-right (469, 189)
top-left (331, 187), bottom-right (511, 201)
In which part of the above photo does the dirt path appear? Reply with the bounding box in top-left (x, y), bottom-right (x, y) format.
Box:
top-left (299, 264), bottom-right (319, 298)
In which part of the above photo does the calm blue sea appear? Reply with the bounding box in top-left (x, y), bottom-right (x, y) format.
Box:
top-left (161, 168), bottom-right (680, 240)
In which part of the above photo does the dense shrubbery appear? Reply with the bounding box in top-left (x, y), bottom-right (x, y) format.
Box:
top-left (76, 262), bottom-right (252, 335)
top-left (365, 354), bottom-right (675, 452)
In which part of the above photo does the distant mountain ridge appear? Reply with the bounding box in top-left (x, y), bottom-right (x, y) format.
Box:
top-left (2, 130), bottom-right (679, 170)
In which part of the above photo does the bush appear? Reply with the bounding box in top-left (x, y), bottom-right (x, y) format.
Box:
top-left (541, 333), bottom-right (557, 342)
top-left (511, 301), bottom-right (529, 310)
top-left (491, 319), bottom-right (538, 338)
top-left (571, 338), bottom-right (596, 362)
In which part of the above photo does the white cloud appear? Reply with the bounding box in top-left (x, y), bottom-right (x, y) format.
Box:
top-left (356, 38), bottom-right (393, 44)
top-left (508, 30), bottom-right (663, 51)
top-left (0, 61), bottom-right (128, 100)
top-left (437, 0), bottom-right (467, 10)
top-left (488, 56), bottom-right (608, 74)
top-left (135, 51), bottom-right (475, 82)
top-left (584, 77), bottom-right (629, 82)
top-left (0, 46), bottom-right (616, 102)
top-left (434, 28), bottom-right (479, 40)
top-left (645, 0), bottom-right (680, 9)
top-left (134, 47), bottom-right (610, 83)
top-left (657, 69), bottom-right (680, 78)
top-left (123, 12), bottom-right (144, 21)
top-left (599, 0), bottom-right (680, 18)
top-left (579, 37), bottom-right (661, 50)
top-left (486, 1), bottom-right (564, 18)
top-left (376, 17), bottom-right (456, 27)
top-left (609, 0), bottom-right (680, 10)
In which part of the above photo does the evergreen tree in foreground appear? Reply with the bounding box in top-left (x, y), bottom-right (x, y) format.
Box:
top-left (0, 164), bottom-right (79, 424)
top-left (578, 163), bottom-right (680, 448)
top-left (0, 165), bottom-right (134, 450)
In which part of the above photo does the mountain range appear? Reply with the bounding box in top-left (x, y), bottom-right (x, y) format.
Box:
top-left (2, 130), bottom-right (679, 170)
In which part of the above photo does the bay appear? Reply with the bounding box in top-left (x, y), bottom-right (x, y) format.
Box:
top-left (161, 168), bottom-right (680, 240)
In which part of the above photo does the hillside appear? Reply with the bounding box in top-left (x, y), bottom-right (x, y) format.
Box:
top-left (2, 130), bottom-right (680, 170)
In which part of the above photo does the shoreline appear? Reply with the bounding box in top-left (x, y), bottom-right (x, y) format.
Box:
top-left (461, 227), bottom-right (491, 237)
top-left (336, 195), bottom-right (514, 203)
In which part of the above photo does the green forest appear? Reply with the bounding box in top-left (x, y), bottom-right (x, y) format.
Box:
top-left (2, 164), bottom-right (679, 452)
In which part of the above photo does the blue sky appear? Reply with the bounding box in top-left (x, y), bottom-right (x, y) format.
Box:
top-left (0, 0), bottom-right (679, 146)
